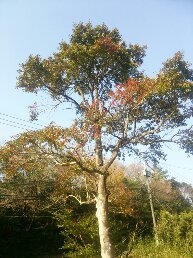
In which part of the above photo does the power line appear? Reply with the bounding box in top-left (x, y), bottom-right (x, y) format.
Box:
top-left (0, 121), bottom-right (31, 131)
top-left (0, 216), bottom-right (53, 218)
top-left (159, 161), bottom-right (193, 172)
top-left (0, 112), bottom-right (44, 127)
top-left (0, 117), bottom-right (39, 130)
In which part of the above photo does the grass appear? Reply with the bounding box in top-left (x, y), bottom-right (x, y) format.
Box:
top-left (128, 239), bottom-right (193, 258)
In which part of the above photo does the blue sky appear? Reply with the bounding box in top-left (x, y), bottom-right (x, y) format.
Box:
top-left (1, 0), bottom-right (193, 184)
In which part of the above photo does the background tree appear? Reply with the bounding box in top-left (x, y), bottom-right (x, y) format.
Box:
top-left (0, 129), bottom-right (98, 257)
top-left (16, 22), bottom-right (193, 257)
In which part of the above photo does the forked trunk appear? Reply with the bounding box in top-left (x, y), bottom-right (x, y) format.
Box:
top-left (96, 174), bottom-right (114, 258)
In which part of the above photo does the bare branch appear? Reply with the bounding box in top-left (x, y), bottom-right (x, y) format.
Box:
top-left (66, 194), bottom-right (96, 205)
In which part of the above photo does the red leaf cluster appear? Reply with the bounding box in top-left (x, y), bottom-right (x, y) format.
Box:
top-left (110, 78), bottom-right (156, 107)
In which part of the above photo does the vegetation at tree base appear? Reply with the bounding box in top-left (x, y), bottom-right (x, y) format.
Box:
top-left (127, 238), bottom-right (193, 258)
top-left (1, 154), bottom-right (193, 257)
top-left (1, 22), bottom-right (193, 257)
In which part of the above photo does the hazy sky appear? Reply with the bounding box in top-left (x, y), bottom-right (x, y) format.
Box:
top-left (1, 0), bottom-right (193, 184)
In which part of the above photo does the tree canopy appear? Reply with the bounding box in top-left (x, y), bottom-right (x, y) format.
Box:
top-left (17, 23), bottom-right (193, 164)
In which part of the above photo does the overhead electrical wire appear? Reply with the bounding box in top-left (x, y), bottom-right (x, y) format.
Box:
top-left (0, 111), bottom-right (47, 134)
top-left (0, 121), bottom-right (31, 131)
top-left (0, 112), bottom-right (44, 127)
top-left (0, 117), bottom-right (39, 130)
top-left (0, 112), bottom-right (45, 146)
top-left (159, 161), bottom-right (193, 172)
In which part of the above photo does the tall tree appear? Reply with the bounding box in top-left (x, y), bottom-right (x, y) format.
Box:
top-left (16, 22), bottom-right (193, 257)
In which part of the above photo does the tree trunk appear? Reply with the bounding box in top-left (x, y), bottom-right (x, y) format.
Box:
top-left (94, 99), bottom-right (114, 257)
top-left (96, 174), bottom-right (115, 258)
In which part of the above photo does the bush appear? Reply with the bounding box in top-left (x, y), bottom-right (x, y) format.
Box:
top-left (157, 210), bottom-right (193, 251)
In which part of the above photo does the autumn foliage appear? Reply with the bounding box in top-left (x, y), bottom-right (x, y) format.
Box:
top-left (1, 22), bottom-right (193, 257)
